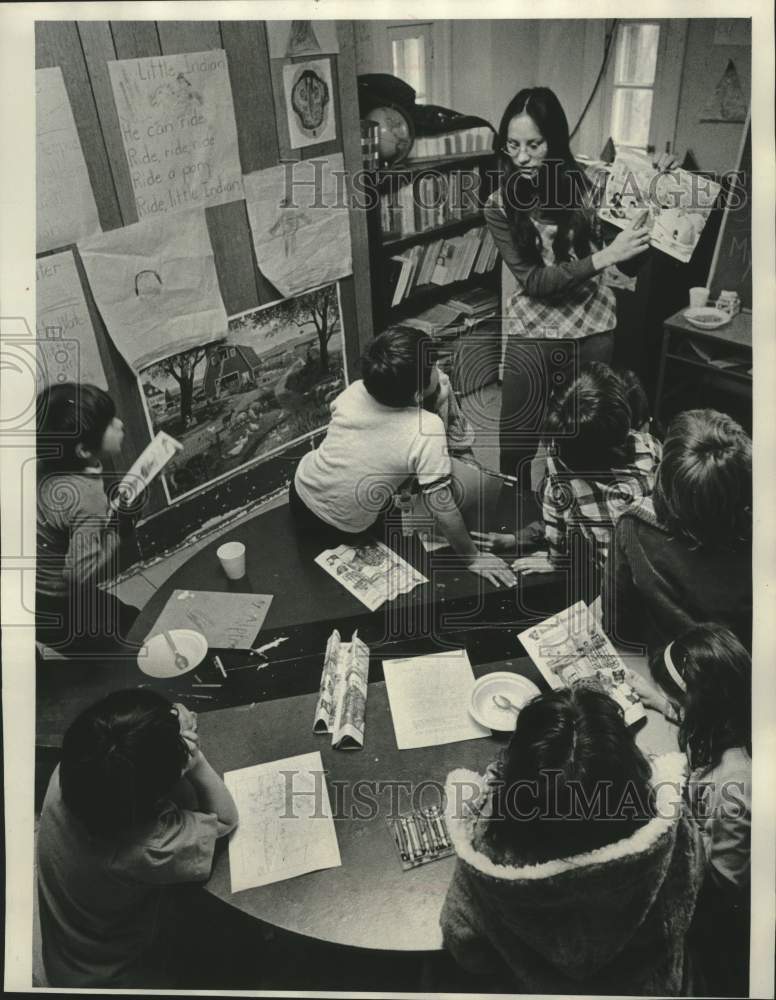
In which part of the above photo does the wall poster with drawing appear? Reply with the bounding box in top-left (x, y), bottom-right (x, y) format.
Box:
top-left (138, 282), bottom-right (347, 501)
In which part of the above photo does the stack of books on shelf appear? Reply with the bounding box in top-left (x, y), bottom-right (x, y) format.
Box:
top-left (388, 226), bottom-right (498, 307)
top-left (407, 126), bottom-right (494, 161)
top-left (380, 170), bottom-right (482, 240)
top-left (400, 288), bottom-right (500, 338)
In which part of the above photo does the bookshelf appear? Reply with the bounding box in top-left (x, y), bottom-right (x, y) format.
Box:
top-left (365, 152), bottom-right (500, 335)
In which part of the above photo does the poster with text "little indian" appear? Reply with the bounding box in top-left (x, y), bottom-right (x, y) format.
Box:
top-left (78, 211), bottom-right (227, 372)
top-left (108, 50), bottom-right (243, 219)
top-left (244, 154), bottom-right (352, 298)
top-left (36, 67), bottom-right (102, 253)
top-left (36, 251), bottom-right (108, 390)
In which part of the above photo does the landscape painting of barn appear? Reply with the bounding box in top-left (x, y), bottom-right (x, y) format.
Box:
top-left (138, 282), bottom-right (346, 501)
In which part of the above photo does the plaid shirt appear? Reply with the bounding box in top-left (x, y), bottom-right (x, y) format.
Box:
top-left (542, 431), bottom-right (663, 570)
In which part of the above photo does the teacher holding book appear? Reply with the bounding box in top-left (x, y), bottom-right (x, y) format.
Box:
top-left (485, 87), bottom-right (653, 490)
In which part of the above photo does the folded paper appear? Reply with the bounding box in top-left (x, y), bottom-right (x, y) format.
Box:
top-left (313, 629), bottom-right (370, 749)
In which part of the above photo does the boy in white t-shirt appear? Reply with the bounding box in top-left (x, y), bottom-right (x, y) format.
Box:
top-left (291, 327), bottom-right (515, 588)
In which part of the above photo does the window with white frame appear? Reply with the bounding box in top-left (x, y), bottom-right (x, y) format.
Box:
top-left (609, 22), bottom-right (661, 150)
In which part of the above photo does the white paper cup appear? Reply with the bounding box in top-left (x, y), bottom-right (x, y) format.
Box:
top-left (689, 286), bottom-right (710, 308)
top-left (217, 541), bottom-right (246, 580)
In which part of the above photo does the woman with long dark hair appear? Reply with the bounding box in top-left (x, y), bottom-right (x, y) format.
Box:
top-left (440, 687), bottom-right (704, 993)
top-left (485, 87), bottom-right (652, 491)
top-left (628, 624), bottom-right (752, 996)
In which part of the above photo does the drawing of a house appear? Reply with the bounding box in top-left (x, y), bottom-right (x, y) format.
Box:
top-left (204, 344), bottom-right (264, 397)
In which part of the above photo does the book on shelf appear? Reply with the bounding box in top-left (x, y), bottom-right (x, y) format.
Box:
top-left (381, 169), bottom-right (483, 241)
top-left (386, 227), bottom-right (498, 308)
top-left (397, 289), bottom-right (499, 339)
top-left (407, 126), bottom-right (494, 161)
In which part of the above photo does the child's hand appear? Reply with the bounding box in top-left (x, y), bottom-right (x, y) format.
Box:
top-left (466, 552), bottom-right (517, 588)
top-left (511, 552), bottom-right (556, 575)
top-left (652, 151), bottom-right (679, 172)
top-left (172, 702), bottom-right (198, 734)
top-left (471, 530), bottom-right (516, 553)
top-left (624, 668), bottom-right (668, 713)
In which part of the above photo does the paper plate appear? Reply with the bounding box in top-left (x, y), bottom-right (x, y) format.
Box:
top-left (137, 629), bottom-right (208, 678)
top-left (684, 306), bottom-right (731, 330)
top-left (469, 672), bottom-right (541, 732)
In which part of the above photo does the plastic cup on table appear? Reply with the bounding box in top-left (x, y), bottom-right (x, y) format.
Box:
top-left (217, 541), bottom-right (246, 580)
top-left (688, 286), bottom-right (710, 308)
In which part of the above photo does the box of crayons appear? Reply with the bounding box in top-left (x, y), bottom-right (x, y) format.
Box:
top-left (387, 807), bottom-right (454, 870)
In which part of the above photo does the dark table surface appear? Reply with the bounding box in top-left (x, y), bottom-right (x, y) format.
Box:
top-left (38, 498), bottom-right (565, 747)
top-left (198, 651), bottom-right (675, 952)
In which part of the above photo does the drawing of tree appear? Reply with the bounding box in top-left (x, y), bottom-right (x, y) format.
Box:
top-left (286, 285), bottom-right (340, 374)
top-left (145, 347), bottom-right (209, 428)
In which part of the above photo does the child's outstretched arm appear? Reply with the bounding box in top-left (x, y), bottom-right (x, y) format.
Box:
top-left (422, 484), bottom-right (516, 588)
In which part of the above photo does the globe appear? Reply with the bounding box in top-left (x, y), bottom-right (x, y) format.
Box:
top-left (368, 104), bottom-right (414, 165)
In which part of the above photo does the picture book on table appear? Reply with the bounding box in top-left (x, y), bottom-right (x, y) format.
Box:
top-left (518, 601), bottom-right (645, 725)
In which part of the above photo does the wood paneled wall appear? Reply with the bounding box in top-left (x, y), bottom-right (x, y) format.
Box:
top-left (36, 20), bottom-right (372, 542)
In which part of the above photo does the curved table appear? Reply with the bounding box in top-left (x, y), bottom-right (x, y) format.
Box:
top-left (198, 653), bottom-right (677, 953)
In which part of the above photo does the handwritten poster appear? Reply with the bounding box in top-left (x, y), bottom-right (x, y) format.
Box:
top-left (283, 58), bottom-right (336, 148)
top-left (78, 211), bottom-right (227, 372)
top-left (244, 154), bottom-right (352, 297)
top-left (36, 251), bottom-right (107, 390)
top-left (108, 50), bottom-right (243, 219)
top-left (267, 21), bottom-right (340, 58)
top-left (36, 68), bottom-right (101, 253)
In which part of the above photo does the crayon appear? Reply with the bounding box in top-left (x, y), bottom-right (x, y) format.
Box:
top-left (415, 813), bottom-right (432, 854)
top-left (213, 656), bottom-right (227, 679)
top-left (430, 806), bottom-right (449, 849)
top-left (401, 817), bottom-right (421, 860)
top-left (422, 810), bottom-right (441, 852)
top-left (393, 819), bottom-right (409, 861)
top-left (405, 816), bottom-right (425, 858)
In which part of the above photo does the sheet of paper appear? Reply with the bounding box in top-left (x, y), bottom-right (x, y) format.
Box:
top-left (108, 50), bottom-right (243, 219)
top-left (383, 650), bottom-right (490, 750)
top-left (35, 251), bottom-right (108, 390)
top-left (313, 630), bottom-right (370, 749)
top-left (598, 150), bottom-right (721, 264)
top-left (518, 602), bottom-right (645, 725)
top-left (36, 67), bottom-right (101, 253)
top-left (243, 154), bottom-right (352, 298)
top-left (283, 58), bottom-right (337, 148)
top-left (315, 541), bottom-right (427, 611)
top-left (78, 210), bottom-right (227, 371)
top-left (113, 431), bottom-right (182, 507)
top-left (150, 589), bottom-right (272, 650)
top-left (225, 751), bottom-right (341, 892)
top-left (267, 21), bottom-right (340, 57)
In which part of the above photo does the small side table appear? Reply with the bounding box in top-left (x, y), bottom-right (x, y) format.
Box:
top-left (653, 309), bottom-right (752, 426)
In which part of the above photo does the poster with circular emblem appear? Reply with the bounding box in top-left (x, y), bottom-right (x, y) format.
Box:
top-left (283, 58), bottom-right (336, 148)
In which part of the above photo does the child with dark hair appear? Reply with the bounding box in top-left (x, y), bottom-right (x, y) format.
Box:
top-left (626, 624), bottom-right (751, 996)
top-left (36, 382), bottom-right (140, 655)
top-left (603, 409), bottom-right (752, 653)
top-left (440, 686), bottom-right (704, 993)
top-left (291, 327), bottom-right (515, 588)
top-left (619, 368), bottom-right (651, 434)
top-left (37, 690), bottom-right (239, 987)
top-left (475, 363), bottom-right (661, 578)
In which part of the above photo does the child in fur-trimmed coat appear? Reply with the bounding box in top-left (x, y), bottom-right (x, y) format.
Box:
top-left (440, 687), bottom-right (705, 996)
